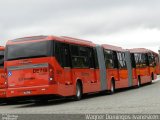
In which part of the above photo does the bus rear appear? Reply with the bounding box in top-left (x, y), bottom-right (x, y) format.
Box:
top-left (5, 36), bottom-right (60, 98)
top-left (0, 46), bottom-right (6, 98)
top-left (129, 48), bottom-right (157, 85)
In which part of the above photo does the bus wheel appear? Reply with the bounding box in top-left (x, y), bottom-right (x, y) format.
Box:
top-left (6, 99), bottom-right (17, 105)
top-left (137, 77), bottom-right (141, 88)
top-left (109, 80), bottom-right (115, 94)
top-left (34, 99), bottom-right (48, 104)
top-left (74, 82), bottom-right (82, 101)
top-left (150, 73), bottom-right (154, 84)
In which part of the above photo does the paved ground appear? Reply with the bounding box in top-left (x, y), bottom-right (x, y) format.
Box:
top-left (0, 76), bottom-right (160, 114)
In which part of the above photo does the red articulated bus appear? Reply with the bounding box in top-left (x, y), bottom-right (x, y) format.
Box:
top-left (4, 36), bottom-right (158, 102)
top-left (129, 48), bottom-right (157, 85)
top-left (5, 36), bottom-right (101, 101)
top-left (0, 46), bottom-right (6, 99)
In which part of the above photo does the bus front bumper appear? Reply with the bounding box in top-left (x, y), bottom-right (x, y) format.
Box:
top-left (6, 85), bottom-right (60, 98)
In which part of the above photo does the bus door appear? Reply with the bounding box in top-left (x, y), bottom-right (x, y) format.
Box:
top-left (70, 45), bottom-right (98, 93)
top-left (55, 42), bottom-right (73, 95)
top-left (87, 48), bottom-right (98, 92)
top-left (114, 51), bottom-right (120, 78)
top-left (147, 52), bottom-right (157, 80)
top-left (117, 52), bottom-right (128, 88)
top-left (130, 53), bottom-right (137, 86)
top-left (134, 53), bottom-right (140, 78)
top-left (62, 44), bottom-right (73, 86)
top-left (145, 53), bottom-right (150, 77)
top-left (103, 49), bottom-right (118, 90)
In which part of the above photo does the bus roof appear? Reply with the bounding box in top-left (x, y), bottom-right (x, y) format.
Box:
top-left (60, 36), bottom-right (95, 47)
top-left (102, 44), bottom-right (125, 52)
top-left (7, 35), bottom-right (96, 47)
top-left (128, 48), bottom-right (156, 54)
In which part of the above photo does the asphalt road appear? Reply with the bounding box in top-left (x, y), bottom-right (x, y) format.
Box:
top-left (0, 76), bottom-right (160, 114)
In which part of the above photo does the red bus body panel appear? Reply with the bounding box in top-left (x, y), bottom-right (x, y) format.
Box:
top-left (0, 46), bottom-right (5, 98)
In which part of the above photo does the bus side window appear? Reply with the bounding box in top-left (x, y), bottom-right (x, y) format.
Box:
top-left (70, 45), bottom-right (90, 68)
top-left (148, 53), bottom-right (156, 67)
top-left (122, 52), bottom-right (127, 68)
top-left (63, 44), bottom-right (71, 67)
top-left (113, 51), bottom-right (118, 68)
top-left (131, 53), bottom-right (136, 68)
top-left (0, 54), bottom-right (4, 67)
top-left (55, 42), bottom-right (71, 67)
top-left (55, 42), bottom-right (62, 66)
top-left (104, 49), bottom-right (114, 68)
top-left (88, 48), bottom-right (95, 68)
top-left (135, 53), bottom-right (141, 68)
top-left (145, 53), bottom-right (150, 66)
top-left (93, 48), bottom-right (99, 69)
top-left (134, 53), bottom-right (138, 67)
top-left (117, 52), bottom-right (127, 69)
top-left (155, 55), bottom-right (159, 66)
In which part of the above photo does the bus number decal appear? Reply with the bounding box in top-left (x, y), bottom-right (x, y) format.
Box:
top-left (33, 68), bottom-right (48, 73)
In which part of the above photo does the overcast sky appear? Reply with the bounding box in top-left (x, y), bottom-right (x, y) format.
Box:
top-left (0, 0), bottom-right (160, 52)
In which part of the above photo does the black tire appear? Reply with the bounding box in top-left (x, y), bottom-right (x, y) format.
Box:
top-left (74, 82), bottom-right (82, 101)
top-left (152, 74), bottom-right (154, 80)
top-left (137, 77), bottom-right (141, 88)
top-left (5, 99), bottom-right (17, 105)
top-left (109, 80), bottom-right (115, 94)
top-left (34, 99), bottom-right (48, 104)
top-left (150, 73), bottom-right (154, 84)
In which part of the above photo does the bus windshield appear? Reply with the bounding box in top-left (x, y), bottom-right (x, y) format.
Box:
top-left (6, 41), bottom-right (53, 61)
top-left (0, 51), bottom-right (4, 67)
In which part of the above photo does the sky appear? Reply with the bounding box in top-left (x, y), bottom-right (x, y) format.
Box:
top-left (0, 0), bottom-right (160, 52)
